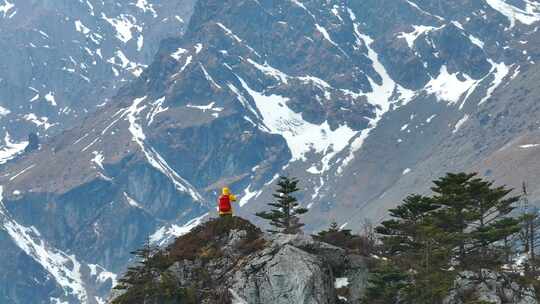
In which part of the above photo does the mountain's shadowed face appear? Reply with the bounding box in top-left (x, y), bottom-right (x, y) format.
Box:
top-left (1, 0), bottom-right (540, 303)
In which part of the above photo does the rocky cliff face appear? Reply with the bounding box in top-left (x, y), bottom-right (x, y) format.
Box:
top-left (108, 217), bottom-right (369, 304)
top-left (2, 0), bottom-right (540, 303)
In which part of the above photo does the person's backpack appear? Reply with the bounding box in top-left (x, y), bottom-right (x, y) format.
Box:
top-left (219, 195), bottom-right (231, 212)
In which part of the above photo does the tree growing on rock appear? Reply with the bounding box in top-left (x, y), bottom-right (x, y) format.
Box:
top-left (374, 194), bottom-right (453, 303)
top-left (256, 176), bottom-right (308, 234)
top-left (366, 173), bottom-right (523, 304)
top-left (431, 172), bottom-right (521, 269)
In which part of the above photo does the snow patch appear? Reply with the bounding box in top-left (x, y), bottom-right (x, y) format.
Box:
top-left (227, 82), bottom-right (261, 120)
top-left (335, 277), bottom-right (349, 289)
top-left (91, 151), bottom-right (104, 170)
top-left (45, 92), bottom-right (57, 106)
top-left (398, 25), bottom-right (438, 48)
top-left (453, 114), bottom-right (469, 134)
top-left (171, 55), bottom-right (192, 78)
top-left (404, 0), bottom-right (444, 20)
top-left (200, 64), bottom-right (222, 89)
top-left (134, 0), bottom-right (157, 17)
top-left (238, 77), bottom-right (357, 163)
top-left (478, 61), bottom-right (510, 105)
top-left (75, 20), bottom-right (91, 35)
top-left (137, 35), bottom-right (144, 51)
top-left (108, 50), bottom-right (145, 77)
top-left (468, 34), bottom-right (485, 48)
top-left (216, 22), bottom-right (242, 43)
top-left (194, 43), bottom-right (203, 54)
top-left (171, 48), bottom-right (188, 61)
top-left (150, 213), bottom-right (208, 246)
top-left (239, 186), bottom-right (261, 207)
top-left (24, 113), bottom-right (55, 130)
top-left (0, 0), bottom-right (15, 18)
top-left (147, 96), bottom-right (168, 125)
top-left (216, 23), bottom-right (260, 56)
top-left (0, 105), bottom-right (10, 116)
top-left (315, 23), bottom-right (339, 47)
top-left (102, 13), bottom-right (141, 43)
top-left (247, 59), bottom-right (289, 84)
top-left (186, 102), bottom-right (223, 112)
top-left (290, 0), bottom-right (316, 19)
top-left (485, 0), bottom-right (540, 28)
top-left (123, 192), bottom-right (143, 209)
top-left (87, 264), bottom-right (117, 286)
top-left (426, 66), bottom-right (475, 105)
top-left (0, 133), bottom-right (28, 164)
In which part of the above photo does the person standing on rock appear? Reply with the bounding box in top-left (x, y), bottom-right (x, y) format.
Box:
top-left (218, 187), bottom-right (237, 217)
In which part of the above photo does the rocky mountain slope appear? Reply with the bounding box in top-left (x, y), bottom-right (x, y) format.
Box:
top-left (2, 0), bottom-right (540, 303)
top-left (0, 0), bottom-right (196, 161)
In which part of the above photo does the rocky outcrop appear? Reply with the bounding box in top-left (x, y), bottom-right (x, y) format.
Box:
top-left (109, 217), bottom-right (369, 304)
top-left (231, 234), bottom-right (344, 304)
top-left (444, 270), bottom-right (538, 304)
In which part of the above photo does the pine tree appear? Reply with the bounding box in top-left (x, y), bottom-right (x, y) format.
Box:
top-left (116, 237), bottom-right (157, 289)
top-left (431, 173), bottom-right (521, 269)
top-left (364, 261), bottom-right (409, 304)
top-left (366, 173), bottom-right (524, 304)
top-left (376, 194), bottom-right (441, 263)
top-left (328, 221), bottom-right (340, 232)
top-left (374, 194), bottom-right (453, 304)
top-left (255, 176), bottom-right (308, 234)
top-left (113, 238), bottom-right (193, 304)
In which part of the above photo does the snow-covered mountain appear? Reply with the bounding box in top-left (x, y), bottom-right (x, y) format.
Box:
top-left (2, 0), bottom-right (540, 303)
top-left (0, 0), bottom-right (196, 163)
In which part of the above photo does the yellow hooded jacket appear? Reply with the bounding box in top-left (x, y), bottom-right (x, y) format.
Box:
top-left (218, 187), bottom-right (237, 215)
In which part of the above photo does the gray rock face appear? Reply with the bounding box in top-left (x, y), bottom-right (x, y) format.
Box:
top-left (233, 244), bottom-right (336, 304)
top-left (228, 233), bottom-right (367, 304)
top-left (444, 270), bottom-right (538, 304)
top-left (231, 234), bottom-right (343, 304)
